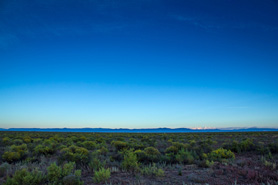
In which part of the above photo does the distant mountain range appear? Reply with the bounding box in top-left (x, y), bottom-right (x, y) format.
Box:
top-left (0, 127), bottom-right (278, 133)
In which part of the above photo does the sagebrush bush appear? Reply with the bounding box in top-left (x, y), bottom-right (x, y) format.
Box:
top-left (60, 145), bottom-right (89, 164)
top-left (81, 141), bottom-right (96, 150)
top-left (47, 162), bottom-right (83, 185)
top-left (140, 163), bottom-right (164, 177)
top-left (4, 168), bottom-right (45, 185)
top-left (112, 141), bottom-right (128, 151)
top-left (176, 148), bottom-right (195, 164)
top-left (47, 162), bottom-right (62, 184)
top-left (2, 152), bottom-right (21, 163)
top-left (34, 144), bottom-right (55, 156)
top-left (2, 137), bottom-right (10, 145)
top-left (209, 148), bottom-right (235, 161)
top-left (93, 168), bottom-right (110, 183)
top-left (144, 147), bottom-right (161, 162)
top-left (122, 150), bottom-right (138, 172)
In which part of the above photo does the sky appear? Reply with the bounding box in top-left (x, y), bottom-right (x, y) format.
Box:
top-left (0, 0), bottom-right (278, 129)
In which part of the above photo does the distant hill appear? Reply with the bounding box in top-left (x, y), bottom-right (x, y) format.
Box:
top-left (0, 127), bottom-right (278, 133)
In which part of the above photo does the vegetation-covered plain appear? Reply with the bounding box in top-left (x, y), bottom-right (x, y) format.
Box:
top-left (0, 131), bottom-right (278, 184)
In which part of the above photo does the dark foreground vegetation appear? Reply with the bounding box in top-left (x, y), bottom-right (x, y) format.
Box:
top-left (0, 131), bottom-right (278, 184)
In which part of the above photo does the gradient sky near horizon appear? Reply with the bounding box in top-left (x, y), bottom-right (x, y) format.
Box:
top-left (1, 0), bottom-right (278, 129)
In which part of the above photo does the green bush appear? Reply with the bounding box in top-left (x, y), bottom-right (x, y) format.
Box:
top-left (47, 162), bottom-right (62, 184)
top-left (81, 141), bottom-right (96, 150)
top-left (112, 141), bottom-right (128, 151)
top-left (2, 140), bottom-right (28, 163)
top-left (144, 147), bottom-right (161, 162)
top-left (140, 163), bottom-right (164, 177)
top-left (176, 148), bottom-right (194, 164)
top-left (209, 148), bottom-right (235, 161)
top-left (4, 168), bottom-right (45, 185)
top-left (60, 145), bottom-right (89, 164)
top-left (134, 149), bottom-right (147, 162)
top-left (23, 136), bottom-right (32, 143)
top-left (93, 168), bottom-right (110, 183)
top-left (2, 152), bottom-right (21, 163)
top-left (2, 137), bottom-right (10, 145)
top-left (47, 162), bottom-right (83, 185)
top-left (34, 144), bottom-right (55, 156)
top-left (11, 144), bottom-right (28, 156)
top-left (89, 158), bottom-right (105, 171)
top-left (165, 146), bottom-right (179, 154)
top-left (13, 139), bottom-right (23, 145)
top-left (122, 150), bottom-right (138, 172)
top-left (223, 139), bottom-right (254, 153)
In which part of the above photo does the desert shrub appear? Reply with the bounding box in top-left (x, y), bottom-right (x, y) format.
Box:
top-left (60, 145), bottom-right (89, 164)
top-left (47, 162), bottom-right (62, 184)
top-left (4, 168), bottom-right (45, 185)
top-left (223, 139), bottom-right (255, 153)
top-left (134, 149), bottom-right (147, 162)
top-left (97, 146), bottom-right (108, 155)
top-left (0, 162), bottom-right (10, 177)
top-left (223, 140), bottom-right (241, 153)
top-left (93, 168), bottom-right (110, 183)
top-left (34, 144), bottom-right (55, 156)
top-left (95, 137), bottom-right (105, 144)
top-left (2, 144), bottom-right (28, 163)
top-left (11, 144), bottom-right (28, 156)
top-left (13, 139), bottom-right (23, 145)
top-left (2, 137), bottom-right (10, 145)
top-left (144, 147), bottom-right (161, 162)
top-left (63, 172), bottom-right (83, 185)
top-left (199, 160), bottom-right (214, 168)
top-left (189, 139), bottom-right (196, 146)
top-left (240, 138), bottom-right (254, 151)
top-left (209, 148), bottom-right (235, 161)
top-left (176, 148), bottom-right (195, 164)
top-left (165, 146), bottom-right (179, 154)
top-left (79, 136), bottom-right (87, 141)
top-left (172, 142), bottom-right (188, 150)
top-left (122, 150), bottom-right (138, 172)
top-left (140, 163), bottom-right (164, 177)
top-left (47, 162), bottom-right (83, 185)
top-left (2, 152), bottom-right (21, 163)
top-left (89, 158), bottom-right (105, 171)
top-left (112, 141), bottom-right (128, 151)
top-left (33, 138), bottom-right (42, 144)
top-left (81, 141), bottom-right (96, 150)
top-left (23, 136), bottom-right (32, 143)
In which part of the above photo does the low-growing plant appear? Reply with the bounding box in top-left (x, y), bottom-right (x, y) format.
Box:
top-left (2, 143), bottom-right (28, 163)
top-left (81, 141), bottom-right (96, 150)
top-left (209, 148), bottom-right (235, 161)
top-left (144, 147), bottom-right (161, 162)
top-left (122, 150), bottom-right (139, 172)
top-left (93, 168), bottom-right (111, 183)
top-left (4, 168), bottom-right (45, 185)
top-left (60, 145), bottom-right (90, 164)
top-left (176, 148), bottom-right (195, 164)
top-left (47, 162), bottom-right (83, 185)
top-left (112, 141), bottom-right (128, 151)
top-left (140, 163), bottom-right (164, 177)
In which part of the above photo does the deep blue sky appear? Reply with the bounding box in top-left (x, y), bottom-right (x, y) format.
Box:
top-left (1, 0), bottom-right (278, 128)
